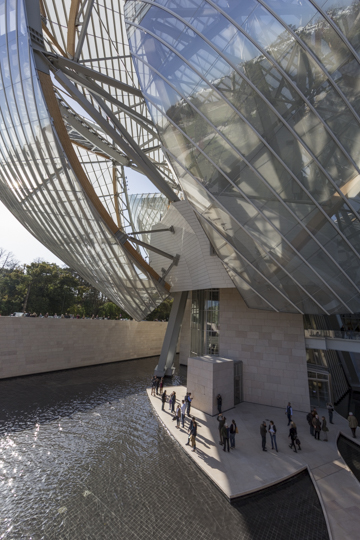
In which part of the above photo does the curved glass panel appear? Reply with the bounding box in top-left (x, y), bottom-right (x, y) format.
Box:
top-left (126, 0), bottom-right (360, 314)
top-left (0, 0), bottom-right (169, 320)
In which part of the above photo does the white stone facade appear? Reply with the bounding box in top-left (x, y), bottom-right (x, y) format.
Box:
top-left (180, 288), bottom-right (310, 412)
top-left (149, 201), bottom-right (234, 291)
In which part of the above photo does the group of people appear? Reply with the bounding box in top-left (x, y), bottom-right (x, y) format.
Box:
top-left (217, 414), bottom-right (237, 452)
top-left (155, 382), bottom-right (198, 451)
top-left (153, 382), bottom-right (360, 457)
top-left (260, 401), bottom-right (334, 453)
top-left (260, 403), bottom-right (300, 453)
top-left (306, 406), bottom-right (330, 441)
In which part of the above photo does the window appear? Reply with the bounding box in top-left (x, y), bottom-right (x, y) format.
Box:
top-left (190, 289), bottom-right (219, 357)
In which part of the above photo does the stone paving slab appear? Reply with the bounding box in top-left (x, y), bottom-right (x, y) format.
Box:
top-left (148, 386), bottom-right (360, 540)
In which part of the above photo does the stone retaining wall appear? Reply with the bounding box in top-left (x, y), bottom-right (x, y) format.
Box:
top-left (0, 318), bottom-right (167, 379)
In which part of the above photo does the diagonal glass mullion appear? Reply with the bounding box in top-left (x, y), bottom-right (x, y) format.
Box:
top-left (135, 0), bottom-right (360, 226)
top-left (127, 19), bottom-right (360, 266)
top-left (255, 0), bottom-right (360, 125)
top-left (165, 146), bottom-right (352, 314)
top-left (162, 138), bottom-right (340, 314)
top-left (307, 0), bottom-right (360, 64)
top-left (204, 0), bottom-right (360, 177)
top-left (129, 47), bottom-right (360, 298)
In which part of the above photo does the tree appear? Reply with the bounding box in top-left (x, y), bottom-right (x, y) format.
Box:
top-left (0, 249), bottom-right (172, 319)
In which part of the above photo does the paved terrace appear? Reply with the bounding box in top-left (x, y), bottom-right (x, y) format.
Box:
top-left (148, 386), bottom-right (360, 540)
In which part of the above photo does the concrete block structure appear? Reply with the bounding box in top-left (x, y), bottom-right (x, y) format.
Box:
top-left (181, 289), bottom-right (309, 412)
top-left (187, 356), bottom-right (234, 416)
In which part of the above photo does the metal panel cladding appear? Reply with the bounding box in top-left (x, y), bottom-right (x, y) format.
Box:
top-left (125, 0), bottom-right (360, 315)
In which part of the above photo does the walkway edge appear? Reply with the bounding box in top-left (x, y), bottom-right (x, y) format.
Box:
top-left (307, 466), bottom-right (334, 540)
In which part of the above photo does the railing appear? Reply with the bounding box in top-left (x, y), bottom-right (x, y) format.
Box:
top-left (305, 329), bottom-right (360, 340)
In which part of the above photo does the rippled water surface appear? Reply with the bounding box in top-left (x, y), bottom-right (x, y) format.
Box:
top-left (0, 356), bottom-right (328, 540)
top-left (0, 357), bottom-right (241, 539)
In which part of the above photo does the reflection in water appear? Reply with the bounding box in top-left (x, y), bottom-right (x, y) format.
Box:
top-left (0, 356), bottom-right (328, 540)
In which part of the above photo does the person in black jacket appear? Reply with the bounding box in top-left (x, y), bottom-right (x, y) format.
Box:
top-left (288, 422), bottom-right (297, 452)
top-left (161, 390), bottom-right (167, 411)
top-left (217, 394), bottom-right (222, 414)
top-left (229, 420), bottom-right (237, 449)
top-left (190, 420), bottom-right (197, 452)
top-left (217, 414), bottom-right (226, 445)
top-left (222, 424), bottom-right (230, 452)
top-left (260, 421), bottom-right (267, 451)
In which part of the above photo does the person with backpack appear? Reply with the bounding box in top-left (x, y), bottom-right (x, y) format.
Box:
top-left (268, 420), bottom-right (278, 452)
top-left (229, 420), bottom-right (237, 449)
top-left (288, 421), bottom-right (297, 452)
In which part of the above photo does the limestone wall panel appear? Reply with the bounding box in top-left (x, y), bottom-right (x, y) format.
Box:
top-left (0, 319), bottom-right (167, 379)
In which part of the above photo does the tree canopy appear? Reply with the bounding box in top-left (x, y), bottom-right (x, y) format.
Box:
top-left (0, 248), bottom-right (172, 320)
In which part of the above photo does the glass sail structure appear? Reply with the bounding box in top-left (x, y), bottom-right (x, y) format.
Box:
top-left (125, 0), bottom-right (360, 315)
top-left (0, 0), bottom-right (183, 320)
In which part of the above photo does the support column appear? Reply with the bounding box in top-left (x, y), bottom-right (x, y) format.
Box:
top-left (154, 291), bottom-right (189, 377)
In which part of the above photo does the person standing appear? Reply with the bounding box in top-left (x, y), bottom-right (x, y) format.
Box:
top-left (229, 420), bottom-right (237, 449)
top-left (161, 390), bottom-right (167, 411)
top-left (186, 416), bottom-right (195, 446)
top-left (348, 412), bottom-right (358, 438)
top-left (159, 377), bottom-right (164, 394)
top-left (155, 377), bottom-right (160, 395)
top-left (307, 410), bottom-right (314, 436)
top-left (313, 415), bottom-right (321, 440)
top-left (286, 402), bottom-right (293, 426)
top-left (217, 394), bottom-right (222, 414)
top-left (222, 424), bottom-right (230, 452)
top-left (327, 402), bottom-right (334, 424)
top-left (260, 421), bottom-right (267, 451)
top-left (168, 391), bottom-right (173, 411)
top-left (187, 393), bottom-right (192, 416)
top-left (151, 376), bottom-right (156, 396)
top-left (171, 391), bottom-right (176, 414)
top-left (321, 416), bottom-right (329, 441)
top-left (217, 414), bottom-right (226, 445)
top-left (175, 404), bottom-right (181, 428)
top-left (190, 419), bottom-right (197, 452)
top-left (269, 421), bottom-right (278, 452)
top-left (181, 400), bottom-right (187, 428)
top-left (288, 422), bottom-right (297, 452)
